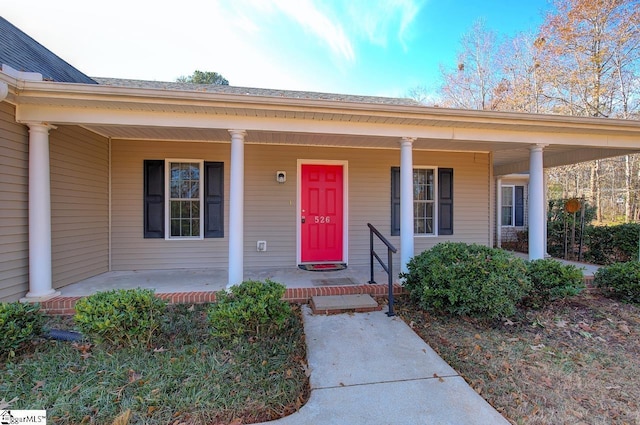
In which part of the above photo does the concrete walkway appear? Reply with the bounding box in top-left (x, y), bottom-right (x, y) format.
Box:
top-left (256, 306), bottom-right (510, 425)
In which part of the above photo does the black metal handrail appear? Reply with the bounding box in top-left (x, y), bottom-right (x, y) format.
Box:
top-left (367, 223), bottom-right (398, 316)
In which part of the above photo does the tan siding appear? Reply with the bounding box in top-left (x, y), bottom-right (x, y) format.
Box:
top-left (0, 102), bottom-right (29, 301)
top-left (110, 140), bottom-right (491, 271)
top-left (50, 126), bottom-right (109, 289)
top-left (110, 140), bottom-right (231, 270)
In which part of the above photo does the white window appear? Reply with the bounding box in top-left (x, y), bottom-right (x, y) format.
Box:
top-left (502, 185), bottom-right (515, 226)
top-left (166, 160), bottom-right (203, 239)
top-left (501, 185), bottom-right (525, 227)
top-left (413, 168), bottom-right (436, 235)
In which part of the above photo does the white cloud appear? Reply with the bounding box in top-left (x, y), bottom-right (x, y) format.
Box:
top-left (345, 0), bottom-right (425, 48)
top-left (271, 0), bottom-right (355, 62)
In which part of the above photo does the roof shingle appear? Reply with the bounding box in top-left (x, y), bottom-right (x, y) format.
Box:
top-left (0, 16), bottom-right (96, 84)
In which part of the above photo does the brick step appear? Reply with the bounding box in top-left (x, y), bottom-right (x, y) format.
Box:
top-left (310, 294), bottom-right (381, 315)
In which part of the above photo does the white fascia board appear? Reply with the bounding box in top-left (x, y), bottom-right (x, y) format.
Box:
top-left (16, 103), bottom-right (640, 148)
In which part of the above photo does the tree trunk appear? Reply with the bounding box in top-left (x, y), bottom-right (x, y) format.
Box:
top-left (625, 155), bottom-right (632, 222)
top-left (594, 160), bottom-right (602, 222)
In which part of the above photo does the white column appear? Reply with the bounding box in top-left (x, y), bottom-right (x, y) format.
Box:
top-left (400, 137), bottom-right (415, 274)
top-left (496, 177), bottom-right (503, 248)
top-left (23, 123), bottom-right (59, 300)
top-left (227, 129), bottom-right (246, 287)
top-left (528, 144), bottom-right (546, 260)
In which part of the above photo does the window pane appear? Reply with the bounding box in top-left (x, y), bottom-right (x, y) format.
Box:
top-left (171, 219), bottom-right (180, 237)
top-left (502, 187), bottom-right (513, 206)
top-left (168, 162), bottom-right (201, 238)
top-left (502, 206), bottom-right (513, 226)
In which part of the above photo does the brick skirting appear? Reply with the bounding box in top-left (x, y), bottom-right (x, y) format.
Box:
top-left (39, 284), bottom-right (406, 315)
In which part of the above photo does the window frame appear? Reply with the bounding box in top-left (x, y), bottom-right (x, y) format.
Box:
top-left (501, 184), bottom-right (515, 227)
top-left (501, 184), bottom-right (525, 227)
top-left (413, 167), bottom-right (438, 236)
top-left (165, 159), bottom-right (204, 240)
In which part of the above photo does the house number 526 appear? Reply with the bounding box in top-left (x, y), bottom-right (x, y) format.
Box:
top-left (314, 216), bottom-right (331, 223)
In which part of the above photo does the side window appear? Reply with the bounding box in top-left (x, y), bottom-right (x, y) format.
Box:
top-left (501, 185), bottom-right (514, 226)
top-left (143, 160), bottom-right (224, 239)
top-left (391, 167), bottom-right (453, 236)
top-left (501, 185), bottom-right (524, 227)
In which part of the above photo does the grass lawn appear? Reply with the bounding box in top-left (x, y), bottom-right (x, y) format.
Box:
top-left (396, 290), bottom-right (640, 425)
top-left (0, 304), bottom-right (310, 425)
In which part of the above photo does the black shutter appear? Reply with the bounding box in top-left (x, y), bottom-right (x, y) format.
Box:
top-left (390, 167), bottom-right (400, 236)
top-left (438, 168), bottom-right (454, 235)
top-left (515, 185), bottom-right (524, 227)
top-left (204, 161), bottom-right (224, 238)
top-left (143, 160), bottom-right (165, 238)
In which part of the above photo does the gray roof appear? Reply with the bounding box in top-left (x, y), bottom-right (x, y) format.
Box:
top-left (0, 16), bottom-right (96, 84)
top-left (93, 77), bottom-right (421, 107)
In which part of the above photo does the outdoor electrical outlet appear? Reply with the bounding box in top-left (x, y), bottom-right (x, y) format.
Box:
top-left (257, 241), bottom-right (267, 252)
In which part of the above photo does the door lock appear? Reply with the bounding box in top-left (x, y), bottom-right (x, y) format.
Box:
top-left (301, 216), bottom-right (306, 223)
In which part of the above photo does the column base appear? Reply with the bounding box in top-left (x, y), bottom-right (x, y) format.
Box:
top-left (21, 290), bottom-right (61, 303)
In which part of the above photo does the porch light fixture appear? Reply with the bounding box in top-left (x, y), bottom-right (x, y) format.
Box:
top-left (276, 171), bottom-right (286, 183)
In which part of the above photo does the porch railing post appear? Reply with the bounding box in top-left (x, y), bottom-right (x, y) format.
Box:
top-left (366, 223), bottom-right (397, 317)
top-left (387, 245), bottom-right (395, 316)
top-left (368, 226), bottom-right (376, 284)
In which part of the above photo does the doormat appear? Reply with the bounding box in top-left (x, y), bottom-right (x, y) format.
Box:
top-left (312, 277), bottom-right (358, 286)
top-left (298, 263), bottom-right (347, 272)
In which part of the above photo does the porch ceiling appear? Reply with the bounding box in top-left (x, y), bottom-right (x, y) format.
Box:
top-left (82, 124), bottom-right (638, 173)
top-left (6, 76), bottom-right (640, 175)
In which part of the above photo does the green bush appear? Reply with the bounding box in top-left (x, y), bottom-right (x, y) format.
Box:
top-left (584, 223), bottom-right (640, 265)
top-left (401, 242), bottom-right (531, 319)
top-left (0, 302), bottom-right (44, 359)
top-left (594, 261), bottom-right (640, 304)
top-left (524, 259), bottom-right (584, 309)
top-left (74, 288), bottom-right (167, 347)
top-left (207, 279), bottom-right (292, 339)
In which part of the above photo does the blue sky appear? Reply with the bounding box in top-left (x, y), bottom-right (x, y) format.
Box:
top-left (2, 0), bottom-right (553, 98)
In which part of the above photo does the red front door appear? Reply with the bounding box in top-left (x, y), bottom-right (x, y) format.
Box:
top-left (301, 164), bottom-right (344, 263)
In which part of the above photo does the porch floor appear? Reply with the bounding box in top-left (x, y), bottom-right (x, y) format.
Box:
top-left (43, 264), bottom-right (402, 314)
top-left (59, 264), bottom-right (395, 297)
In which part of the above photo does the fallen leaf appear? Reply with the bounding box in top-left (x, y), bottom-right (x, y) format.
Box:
top-left (0, 397), bottom-right (19, 409)
top-left (111, 409), bottom-right (131, 425)
top-left (153, 347), bottom-right (167, 353)
top-left (147, 406), bottom-right (158, 415)
top-left (619, 323), bottom-right (630, 334)
top-left (66, 384), bottom-right (81, 395)
top-left (187, 305), bottom-right (195, 312)
top-left (504, 319), bottom-right (515, 326)
top-left (579, 322), bottom-right (594, 332)
top-left (228, 419), bottom-right (243, 425)
top-left (530, 344), bottom-right (545, 351)
top-left (128, 370), bottom-right (142, 383)
top-left (32, 381), bottom-right (45, 392)
top-left (555, 320), bottom-right (567, 328)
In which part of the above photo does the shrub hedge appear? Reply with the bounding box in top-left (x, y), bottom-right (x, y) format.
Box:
top-left (0, 302), bottom-right (44, 359)
top-left (524, 259), bottom-right (584, 309)
top-left (207, 279), bottom-right (292, 339)
top-left (401, 242), bottom-right (531, 319)
top-left (74, 288), bottom-right (167, 347)
top-left (594, 261), bottom-right (640, 304)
